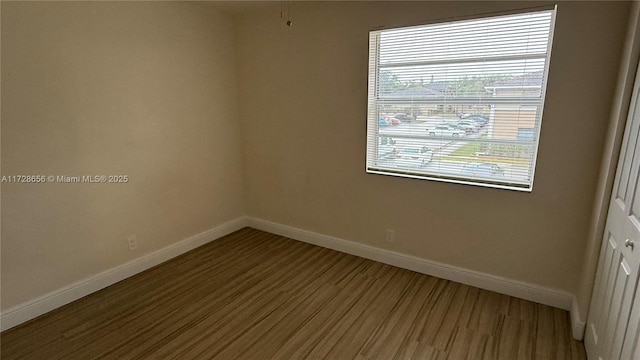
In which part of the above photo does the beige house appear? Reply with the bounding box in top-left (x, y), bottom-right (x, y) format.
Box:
top-left (383, 86), bottom-right (442, 117)
top-left (485, 71), bottom-right (544, 140)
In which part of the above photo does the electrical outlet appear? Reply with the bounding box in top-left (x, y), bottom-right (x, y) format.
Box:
top-left (127, 235), bottom-right (138, 250)
top-left (385, 229), bottom-right (395, 243)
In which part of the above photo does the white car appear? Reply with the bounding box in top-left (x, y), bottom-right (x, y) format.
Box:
top-left (377, 144), bottom-right (397, 161)
top-left (427, 125), bottom-right (463, 137)
top-left (456, 121), bottom-right (479, 132)
top-left (395, 147), bottom-right (434, 168)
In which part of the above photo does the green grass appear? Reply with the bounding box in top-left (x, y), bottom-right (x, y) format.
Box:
top-left (436, 155), bottom-right (528, 166)
top-left (449, 142), bottom-right (483, 157)
top-left (438, 140), bottom-right (530, 167)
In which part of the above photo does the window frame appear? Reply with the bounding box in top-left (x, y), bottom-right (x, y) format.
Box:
top-left (365, 6), bottom-right (557, 192)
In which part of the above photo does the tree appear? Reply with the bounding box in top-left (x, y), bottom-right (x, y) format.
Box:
top-left (379, 71), bottom-right (406, 92)
top-left (446, 75), bottom-right (508, 97)
top-left (380, 71), bottom-right (427, 91)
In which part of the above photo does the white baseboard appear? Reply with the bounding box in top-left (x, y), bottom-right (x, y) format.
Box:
top-left (0, 216), bottom-right (248, 332)
top-left (247, 217), bottom-right (574, 312)
top-left (2, 216), bottom-right (584, 340)
top-left (571, 296), bottom-right (586, 341)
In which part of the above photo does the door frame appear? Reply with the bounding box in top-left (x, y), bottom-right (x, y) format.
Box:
top-left (578, 1), bottom-right (640, 341)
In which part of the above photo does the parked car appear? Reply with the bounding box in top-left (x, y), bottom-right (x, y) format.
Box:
top-left (388, 117), bottom-right (401, 125)
top-left (470, 118), bottom-right (487, 127)
top-left (468, 114), bottom-right (488, 124)
top-left (456, 121), bottom-right (479, 133)
top-left (461, 162), bottom-right (505, 177)
top-left (443, 123), bottom-right (471, 135)
top-left (376, 136), bottom-right (397, 161)
top-left (379, 117), bottom-right (390, 126)
top-left (427, 125), bottom-right (463, 137)
top-left (393, 113), bottom-right (415, 122)
top-left (379, 136), bottom-right (396, 146)
top-left (448, 124), bottom-right (473, 135)
top-left (395, 146), bottom-right (434, 168)
top-left (378, 145), bottom-right (397, 160)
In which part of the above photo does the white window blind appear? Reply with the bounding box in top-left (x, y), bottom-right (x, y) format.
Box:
top-left (366, 7), bottom-right (556, 191)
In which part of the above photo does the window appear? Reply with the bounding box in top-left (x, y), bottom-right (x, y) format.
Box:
top-left (366, 7), bottom-right (556, 191)
top-left (517, 128), bottom-right (535, 141)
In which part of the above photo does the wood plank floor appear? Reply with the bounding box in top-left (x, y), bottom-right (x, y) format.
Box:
top-left (1, 228), bottom-right (586, 359)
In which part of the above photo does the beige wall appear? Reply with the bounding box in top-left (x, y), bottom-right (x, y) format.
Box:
top-left (0, 0), bottom-right (632, 317)
top-left (235, 1), bottom-right (629, 295)
top-left (1, 2), bottom-right (245, 310)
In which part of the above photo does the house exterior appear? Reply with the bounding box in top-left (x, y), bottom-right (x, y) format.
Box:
top-left (381, 86), bottom-right (442, 117)
top-left (485, 71), bottom-right (544, 140)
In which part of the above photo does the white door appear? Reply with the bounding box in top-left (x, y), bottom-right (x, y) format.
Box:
top-left (620, 281), bottom-right (640, 359)
top-left (586, 62), bottom-right (640, 360)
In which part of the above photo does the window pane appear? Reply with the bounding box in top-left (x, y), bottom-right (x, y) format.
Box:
top-left (366, 7), bottom-right (555, 191)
